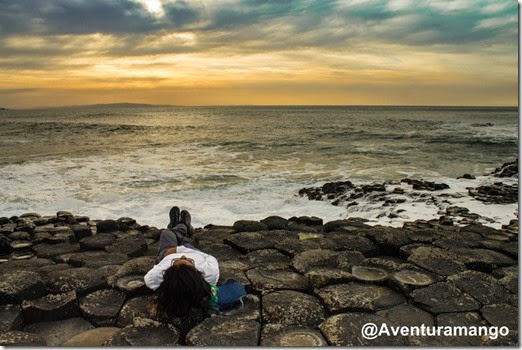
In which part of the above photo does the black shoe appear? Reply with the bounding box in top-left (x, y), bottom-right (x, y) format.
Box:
top-left (180, 210), bottom-right (194, 237)
top-left (168, 206), bottom-right (180, 229)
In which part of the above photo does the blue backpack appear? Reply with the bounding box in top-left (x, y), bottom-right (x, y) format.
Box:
top-left (208, 279), bottom-right (248, 316)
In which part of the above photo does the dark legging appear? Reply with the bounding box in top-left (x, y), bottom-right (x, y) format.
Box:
top-left (156, 223), bottom-right (196, 263)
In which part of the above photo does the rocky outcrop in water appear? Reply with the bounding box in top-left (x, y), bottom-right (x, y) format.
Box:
top-left (0, 209), bottom-right (518, 346)
top-left (298, 160), bottom-right (518, 225)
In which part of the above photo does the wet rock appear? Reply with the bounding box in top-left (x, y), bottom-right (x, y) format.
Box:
top-left (96, 219), bottom-right (120, 233)
top-left (23, 317), bottom-right (94, 346)
top-left (185, 317), bottom-right (261, 346)
top-left (0, 304), bottom-right (24, 331)
top-left (317, 283), bottom-right (405, 313)
top-left (227, 294), bottom-right (261, 322)
top-left (469, 183), bottom-right (518, 204)
top-left (21, 290), bottom-right (79, 324)
top-left (0, 331), bottom-right (47, 346)
top-left (376, 303), bottom-right (434, 327)
top-left (0, 270), bottom-right (45, 304)
top-left (106, 236), bottom-right (148, 257)
top-left (62, 327), bottom-right (120, 346)
top-left (407, 246), bottom-right (466, 276)
top-left (305, 268), bottom-right (353, 289)
top-left (263, 290), bottom-right (325, 327)
top-left (411, 282), bottom-right (480, 313)
top-left (447, 270), bottom-right (508, 305)
top-left (246, 267), bottom-right (309, 293)
top-left (260, 324), bottom-right (328, 346)
top-left (260, 216), bottom-right (289, 230)
top-left (113, 275), bottom-right (149, 295)
top-left (492, 159), bottom-right (518, 178)
top-left (66, 250), bottom-right (129, 268)
top-left (45, 267), bottom-right (106, 295)
top-left (481, 303), bottom-right (518, 331)
top-left (232, 220), bottom-right (268, 232)
top-left (104, 317), bottom-right (180, 346)
top-left (351, 265), bottom-right (388, 283)
top-left (79, 233), bottom-right (116, 250)
top-left (401, 178), bottom-right (450, 191)
top-left (500, 273), bottom-right (518, 294)
top-left (79, 288), bottom-right (127, 326)
top-left (320, 312), bottom-right (408, 346)
top-left (405, 228), bottom-right (440, 243)
top-left (247, 249), bottom-right (291, 270)
top-left (117, 217), bottom-right (138, 230)
top-left (33, 242), bottom-right (80, 258)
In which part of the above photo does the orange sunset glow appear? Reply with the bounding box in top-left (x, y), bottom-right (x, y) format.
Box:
top-left (0, 0), bottom-right (517, 108)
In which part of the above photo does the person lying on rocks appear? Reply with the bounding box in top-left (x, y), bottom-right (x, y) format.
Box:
top-left (144, 206), bottom-right (219, 318)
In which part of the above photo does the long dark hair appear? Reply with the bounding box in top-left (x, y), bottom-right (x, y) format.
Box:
top-left (152, 264), bottom-right (211, 318)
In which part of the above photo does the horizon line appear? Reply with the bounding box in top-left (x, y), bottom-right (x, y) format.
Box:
top-left (2, 102), bottom-right (518, 110)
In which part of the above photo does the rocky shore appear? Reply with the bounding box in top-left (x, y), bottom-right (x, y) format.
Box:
top-left (0, 204), bottom-right (518, 346)
top-left (298, 159), bottom-right (518, 226)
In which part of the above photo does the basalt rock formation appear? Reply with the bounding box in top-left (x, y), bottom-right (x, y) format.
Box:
top-left (0, 211), bottom-right (518, 346)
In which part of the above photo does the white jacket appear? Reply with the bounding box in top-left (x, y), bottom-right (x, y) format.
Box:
top-left (144, 246), bottom-right (220, 290)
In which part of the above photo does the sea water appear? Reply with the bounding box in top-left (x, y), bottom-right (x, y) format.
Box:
top-left (0, 105), bottom-right (518, 228)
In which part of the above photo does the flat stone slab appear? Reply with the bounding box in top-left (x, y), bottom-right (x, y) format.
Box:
top-left (305, 267), bottom-right (353, 289)
top-left (274, 236), bottom-right (338, 256)
top-left (317, 283), bottom-right (405, 313)
top-left (407, 246), bottom-right (466, 276)
top-left (291, 249), bottom-right (365, 274)
top-left (66, 250), bottom-right (129, 268)
top-left (364, 227), bottom-right (412, 253)
top-left (0, 331), bottom-right (47, 346)
top-left (449, 248), bottom-right (516, 271)
top-left (105, 236), bottom-right (148, 257)
top-left (104, 317), bottom-right (180, 346)
top-left (185, 316), bottom-right (261, 346)
top-left (260, 324), bottom-right (328, 346)
top-left (376, 303), bottom-right (435, 327)
top-left (79, 233), bottom-right (116, 250)
top-left (326, 232), bottom-right (380, 255)
top-left (62, 327), bottom-right (120, 346)
top-left (117, 295), bottom-right (153, 327)
top-left (0, 258), bottom-right (55, 272)
top-left (23, 317), bottom-right (94, 346)
top-left (224, 230), bottom-right (298, 253)
top-left (21, 290), bottom-right (79, 324)
top-left (481, 303), bottom-right (518, 331)
top-left (0, 270), bottom-right (45, 304)
top-left (447, 270), bottom-right (508, 305)
top-left (79, 288), bottom-right (127, 326)
top-left (390, 268), bottom-right (437, 291)
top-left (411, 282), bottom-right (481, 313)
top-left (32, 242), bottom-right (80, 258)
top-left (0, 304), bottom-right (23, 332)
top-left (319, 312), bottom-right (408, 346)
top-left (246, 267), bottom-right (309, 292)
top-left (351, 265), bottom-right (389, 283)
top-left (45, 267), bottom-right (106, 294)
top-left (247, 249), bottom-right (291, 270)
top-left (262, 290), bottom-right (326, 327)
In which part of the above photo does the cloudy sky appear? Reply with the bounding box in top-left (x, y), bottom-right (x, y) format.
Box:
top-left (0, 0), bottom-right (517, 108)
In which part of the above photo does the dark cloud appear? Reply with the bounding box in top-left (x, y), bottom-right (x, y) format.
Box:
top-left (0, 0), bottom-right (516, 67)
